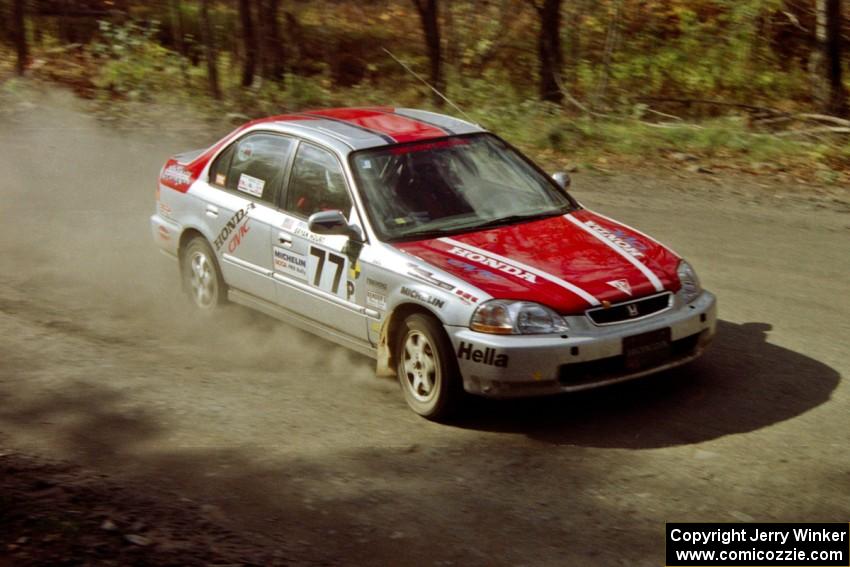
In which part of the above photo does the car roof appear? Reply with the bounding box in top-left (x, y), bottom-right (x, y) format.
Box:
top-left (241, 107), bottom-right (486, 152)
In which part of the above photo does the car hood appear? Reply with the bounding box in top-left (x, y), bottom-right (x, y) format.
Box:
top-left (392, 210), bottom-right (681, 314)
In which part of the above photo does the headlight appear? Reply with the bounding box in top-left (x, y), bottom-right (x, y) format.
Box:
top-left (470, 300), bottom-right (569, 335)
top-left (677, 260), bottom-right (702, 303)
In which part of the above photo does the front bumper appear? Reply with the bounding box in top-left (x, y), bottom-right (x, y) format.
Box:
top-left (445, 291), bottom-right (717, 398)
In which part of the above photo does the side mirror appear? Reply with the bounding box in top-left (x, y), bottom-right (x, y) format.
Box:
top-left (552, 171), bottom-right (571, 190)
top-left (308, 210), bottom-right (363, 241)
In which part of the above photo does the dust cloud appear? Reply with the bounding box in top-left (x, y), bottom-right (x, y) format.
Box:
top-left (0, 85), bottom-right (375, 384)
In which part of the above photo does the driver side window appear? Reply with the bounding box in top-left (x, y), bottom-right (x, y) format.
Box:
top-left (283, 144), bottom-right (352, 219)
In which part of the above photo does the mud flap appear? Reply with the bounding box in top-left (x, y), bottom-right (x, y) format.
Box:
top-left (375, 315), bottom-right (396, 378)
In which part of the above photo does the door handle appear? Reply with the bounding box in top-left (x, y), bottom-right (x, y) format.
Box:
top-left (277, 232), bottom-right (293, 247)
top-left (205, 205), bottom-right (219, 217)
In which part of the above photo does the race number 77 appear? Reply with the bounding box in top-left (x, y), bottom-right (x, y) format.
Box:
top-left (309, 246), bottom-right (346, 295)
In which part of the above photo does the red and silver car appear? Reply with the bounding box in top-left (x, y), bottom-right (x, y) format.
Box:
top-left (151, 107), bottom-right (716, 420)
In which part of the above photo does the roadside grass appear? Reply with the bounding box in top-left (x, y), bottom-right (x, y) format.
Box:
top-left (467, 103), bottom-right (847, 180)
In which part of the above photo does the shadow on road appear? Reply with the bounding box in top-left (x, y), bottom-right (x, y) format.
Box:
top-left (452, 319), bottom-right (841, 448)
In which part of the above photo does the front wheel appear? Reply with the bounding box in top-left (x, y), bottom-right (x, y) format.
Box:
top-left (181, 237), bottom-right (225, 311)
top-left (395, 313), bottom-right (463, 420)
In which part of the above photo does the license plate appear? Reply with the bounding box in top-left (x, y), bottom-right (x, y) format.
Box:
top-left (623, 328), bottom-right (672, 371)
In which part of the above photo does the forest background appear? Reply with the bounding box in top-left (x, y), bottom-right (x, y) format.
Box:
top-left (1, 0), bottom-right (848, 181)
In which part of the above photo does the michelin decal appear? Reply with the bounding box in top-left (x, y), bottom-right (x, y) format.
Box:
top-left (274, 247), bottom-right (308, 279)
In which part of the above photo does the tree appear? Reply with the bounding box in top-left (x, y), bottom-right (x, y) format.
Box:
top-left (57, 0), bottom-right (75, 44)
top-left (257, 0), bottom-right (286, 80)
top-left (811, 0), bottom-right (847, 115)
top-left (13, 0), bottom-right (27, 75)
top-left (239, 0), bottom-right (258, 87)
top-left (824, 0), bottom-right (846, 114)
top-left (529, 0), bottom-right (563, 103)
top-left (168, 0), bottom-right (187, 58)
top-left (199, 0), bottom-right (221, 99)
top-left (168, 0), bottom-right (189, 86)
top-left (411, 0), bottom-right (445, 105)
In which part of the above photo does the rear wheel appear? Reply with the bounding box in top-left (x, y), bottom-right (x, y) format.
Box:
top-left (181, 237), bottom-right (225, 310)
top-left (395, 313), bottom-right (463, 420)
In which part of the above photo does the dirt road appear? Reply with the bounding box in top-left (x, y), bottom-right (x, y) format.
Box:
top-left (1, 89), bottom-right (848, 566)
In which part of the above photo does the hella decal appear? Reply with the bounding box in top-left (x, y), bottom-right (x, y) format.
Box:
top-left (400, 286), bottom-right (444, 309)
top-left (214, 203), bottom-right (254, 250)
top-left (447, 246), bottom-right (538, 283)
top-left (457, 342), bottom-right (509, 368)
top-left (584, 220), bottom-right (645, 258)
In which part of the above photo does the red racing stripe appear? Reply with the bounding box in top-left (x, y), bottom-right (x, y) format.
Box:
top-left (305, 108), bottom-right (449, 143)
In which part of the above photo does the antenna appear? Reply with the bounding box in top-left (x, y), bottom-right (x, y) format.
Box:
top-left (382, 48), bottom-right (478, 126)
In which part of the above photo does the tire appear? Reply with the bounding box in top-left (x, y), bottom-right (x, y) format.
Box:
top-left (181, 237), bottom-right (226, 311)
top-left (395, 313), bottom-right (463, 420)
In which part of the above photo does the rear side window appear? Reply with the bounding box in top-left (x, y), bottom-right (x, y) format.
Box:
top-left (209, 145), bottom-right (235, 188)
top-left (211, 133), bottom-right (294, 204)
top-left (283, 144), bottom-right (352, 219)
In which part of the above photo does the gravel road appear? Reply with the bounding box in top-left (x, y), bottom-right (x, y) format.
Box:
top-left (1, 89), bottom-right (848, 566)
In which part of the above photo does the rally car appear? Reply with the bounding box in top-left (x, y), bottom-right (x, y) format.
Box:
top-left (151, 107), bottom-right (716, 420)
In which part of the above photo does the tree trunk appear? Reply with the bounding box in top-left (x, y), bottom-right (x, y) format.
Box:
top-left (412, 0), bottom-right (445, 106)
top-left (200, 0), bottom-right (221, 99)
top-left (810, 0), bottom-right (831, 110)
top-left (444, 0), bottom-right (457, 76)
top-left (536, 0), bottom-right (563, 103)
top-left (169, 0), bottom-right (189, 85)
top-left (593, 0), bottom-right (622, 108)
top-left (284, 10), bottom-right (302, 71)
top-left (825, 0), bottom-right (846, 115)
top-left (239, 0), bottom-right (258, 87)
top-left (266, 0), bottom-right (287, 80)
top-left (169, 0), bottom-right (186, 56)
top-left (58, 0), bottom-right (74, 44)
top-left (564, 0), bottom-right (582, 87)
top-left (13, 0), bottom-right (27, 75)
top-left (255, 0), bottom-right (266, 80)
top-left (33, 0), bottom-right (44, 47)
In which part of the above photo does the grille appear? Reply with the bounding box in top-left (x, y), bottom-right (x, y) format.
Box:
top-left (586, 292), bottom-right (672, 325)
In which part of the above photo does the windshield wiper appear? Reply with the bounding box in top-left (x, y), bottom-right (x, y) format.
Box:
top-left (392, 225), bottom-right (467, 241)
top-left (390, 206), bottom-right (572, 242)
top-left (470, 208), bottom-right (568, 231)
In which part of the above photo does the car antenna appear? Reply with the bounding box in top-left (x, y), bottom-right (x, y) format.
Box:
top-left (382, 47), bottom-right (479, 126)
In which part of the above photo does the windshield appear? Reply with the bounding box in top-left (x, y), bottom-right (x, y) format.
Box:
top-left (349, 134), bottom-right (577, 241)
